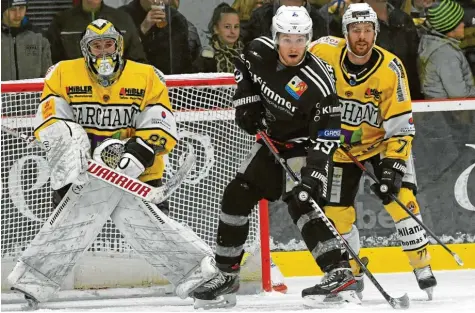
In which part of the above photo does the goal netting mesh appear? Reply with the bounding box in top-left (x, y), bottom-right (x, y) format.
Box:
top-left (1, 74), bottom-right (267, 292)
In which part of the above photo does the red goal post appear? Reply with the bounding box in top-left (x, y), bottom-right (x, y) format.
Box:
top-left (0, 73), bottom-right (271, 294)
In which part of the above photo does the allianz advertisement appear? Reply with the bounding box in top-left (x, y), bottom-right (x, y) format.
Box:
top-left (268, 110), bottom-right (475, 249)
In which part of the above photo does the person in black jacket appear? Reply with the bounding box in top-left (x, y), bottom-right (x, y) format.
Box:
top-left (120, 0), bottom-right (191, 74)
top-left (365, 0), bottom-right (423, 100)
top-left (46, 0), bottom-right (146, 64)
top-left (193, 3), bottom-right (244, 73)
top-left (242, 0), bottom-right (328, 44)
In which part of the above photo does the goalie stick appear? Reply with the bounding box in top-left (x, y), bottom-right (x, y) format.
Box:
top-left (1, 124), bottom-right (195, 205)
top-left (257, 130), bottom-right (410, 310)
top-left (339, 145), bottom-right (464, 267)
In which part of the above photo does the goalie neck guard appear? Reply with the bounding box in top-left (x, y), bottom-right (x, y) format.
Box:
top-left (80, 19), bottom-right (124, 87)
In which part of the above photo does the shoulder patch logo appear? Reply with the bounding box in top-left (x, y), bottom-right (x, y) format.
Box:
top-left (285, 76), bottom-right (308, 100)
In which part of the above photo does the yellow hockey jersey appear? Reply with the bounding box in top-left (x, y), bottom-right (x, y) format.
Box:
top-left (309, 36), bottom-right (415, 163)
top-left (34, 58), bottom-right (177, 182)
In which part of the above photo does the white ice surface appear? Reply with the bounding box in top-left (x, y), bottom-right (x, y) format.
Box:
top-left (2, 270), bottom-right (474, 312)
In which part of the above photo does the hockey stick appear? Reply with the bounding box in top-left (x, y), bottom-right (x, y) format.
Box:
top-left (257, 130), bottom-right (410, 310)
top-left (339, 145), bottom-right (464, 267)
top-left (1, 124), bottom-right (195, 205)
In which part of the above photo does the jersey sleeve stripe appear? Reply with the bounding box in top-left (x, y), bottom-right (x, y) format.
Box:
top-left (313, 57), bottom-right (336, 93)
top-left (304, 65), bottom-right (333, 96)
top-left (301, 67), bottom-right (329, 97)
top-left (39, 93), bottom-right (62, 103)
top-left (382, 112), bottom-right (415, 139)
top-left (255, 37), bottom-right (274, 49)
top-left (383, 110), bottom-right (413, 121)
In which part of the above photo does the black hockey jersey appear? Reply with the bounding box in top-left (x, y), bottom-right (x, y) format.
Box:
top-left (233, 36), bottom-right (338, 143)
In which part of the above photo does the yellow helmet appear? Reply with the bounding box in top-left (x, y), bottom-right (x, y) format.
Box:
top-left (80, 19), bottom-right (124, 87)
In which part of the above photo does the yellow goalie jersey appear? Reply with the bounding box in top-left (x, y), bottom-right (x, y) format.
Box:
top-left (309, 36), bottom-right (415, 163)
top-left (34, 59), bottom-right (177, 182)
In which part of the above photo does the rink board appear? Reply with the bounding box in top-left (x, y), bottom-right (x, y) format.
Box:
top-left (273, 243), bottom-right (475, 277)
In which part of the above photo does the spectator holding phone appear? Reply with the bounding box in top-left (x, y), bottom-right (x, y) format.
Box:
top-left (120, 0), bottom-right (191, 74)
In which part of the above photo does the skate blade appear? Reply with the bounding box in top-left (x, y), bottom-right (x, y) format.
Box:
top-left (194, 294), bottom-right (237, 310)
top-left (356, 291), bottom-right (363, 301)
top-left (304, 290), bottom-right (361, 308)
top-left (424, 287), bottom-right (434, 301)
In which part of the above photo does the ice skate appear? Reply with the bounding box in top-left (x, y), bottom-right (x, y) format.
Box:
top-left (192, 265), bottom-right (240, 310)
top-left (302, 265), bottom-right (361, 308)
top-left (11, 287), bottom-right (39, 311)
top-left (354, 256), bottom-right (369, 300)
top-left (414, 265), bottom-right (437, 300)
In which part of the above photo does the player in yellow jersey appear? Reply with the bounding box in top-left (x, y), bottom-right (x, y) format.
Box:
top-left (8, 19), bottom-right (222, 308)
top-left (34, 18), bottom-right (177, 202)
top-left (309, 3), bottom-right (437, 301)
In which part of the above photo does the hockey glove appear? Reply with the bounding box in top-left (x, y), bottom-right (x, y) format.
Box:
top-left (235, 102), bottom-right (263, 135)
top-left (292, 166), bottom-right (326, 207)
top-left (371, 158), bottom-right (407, 205)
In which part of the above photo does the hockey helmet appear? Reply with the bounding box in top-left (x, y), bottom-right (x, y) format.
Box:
top-left (342, 3), bottom-right (379, 58)
top-left (271, 5), bottom-right (313, 48)
top-left (342, 3), bottom-right (380, 36)
top-left (80, 19), bottom-right (124, 87)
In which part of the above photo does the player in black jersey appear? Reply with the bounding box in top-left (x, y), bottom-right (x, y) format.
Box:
top-left (192, 5), bottom-right (360, 309)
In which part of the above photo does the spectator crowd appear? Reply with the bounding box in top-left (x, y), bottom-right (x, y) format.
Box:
top-left (2, 0), bottom-right (475, 99)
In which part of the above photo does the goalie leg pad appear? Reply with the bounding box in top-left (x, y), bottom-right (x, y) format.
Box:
top-left (7, 177), bottom-right (124, 302)
top-left (110, 194), bottom-right (217, 299)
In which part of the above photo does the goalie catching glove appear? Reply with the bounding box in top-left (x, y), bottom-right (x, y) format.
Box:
top-left (93, 136), bottom-right (155, 178)
top-left (36, 121), bottom-right (90, 190)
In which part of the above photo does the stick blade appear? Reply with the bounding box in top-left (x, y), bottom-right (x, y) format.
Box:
top-left (453, 253), bottom-right (464, 266)
top-left (388, 293), bottom-right (410, 310)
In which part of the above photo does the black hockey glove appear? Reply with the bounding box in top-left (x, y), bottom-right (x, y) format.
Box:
top-left (371, 158), bottom-right (407, 205)
top-left (292, 166), bottom-right (326, 207)
top-left (235, 103), bottom-right (263, 135)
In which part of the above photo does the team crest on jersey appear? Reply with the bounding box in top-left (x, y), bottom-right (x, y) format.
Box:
top-left (119, 87), bottom-right (145, 99)
top-left (364, 88), bottom-right (382, 101)
top-left (285, 76), bottom-right (308, 100)
top-left (66, 85), bottom-right (92, 96)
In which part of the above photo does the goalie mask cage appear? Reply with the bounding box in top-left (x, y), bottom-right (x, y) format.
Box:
top-left (0, 73), bottom-right (272, 296)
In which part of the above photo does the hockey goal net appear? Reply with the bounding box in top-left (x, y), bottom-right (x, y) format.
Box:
top-left (0, 73), bottom-right (271, 294)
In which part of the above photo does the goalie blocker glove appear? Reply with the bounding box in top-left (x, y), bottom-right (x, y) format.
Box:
top-left (117, 136), bottom-right (156, 178)
top-left (371, 158), bottom-right (407, 205)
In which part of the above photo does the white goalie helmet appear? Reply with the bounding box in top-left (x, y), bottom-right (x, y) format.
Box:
top-left (271, 5), bottom-right (313, 47)
top-left (342, 3), bottom-right (380, 37)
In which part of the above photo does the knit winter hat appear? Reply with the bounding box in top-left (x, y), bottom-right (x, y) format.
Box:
top-left (2, 0), bottom-right (27, 14)
top-left (427, 0), bottom-right (464, 34)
